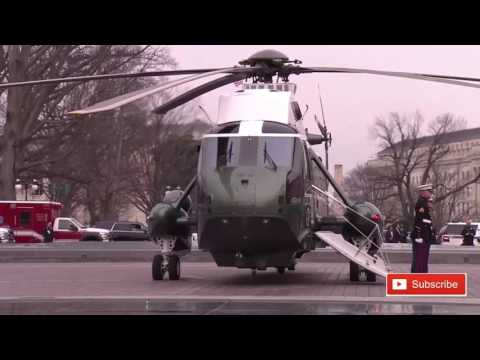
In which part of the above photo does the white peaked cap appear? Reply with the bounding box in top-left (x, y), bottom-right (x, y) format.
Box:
top-left (417, 183), bottom-right (433, 191)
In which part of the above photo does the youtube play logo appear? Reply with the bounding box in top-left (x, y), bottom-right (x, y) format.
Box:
top-left (392, 278), bottom-right (407, 290)
top-left (386, 273), bottom-right (467, 296)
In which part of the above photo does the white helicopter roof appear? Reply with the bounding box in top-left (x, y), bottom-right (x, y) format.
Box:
top-left (217, 85), bottom-right (296, 125)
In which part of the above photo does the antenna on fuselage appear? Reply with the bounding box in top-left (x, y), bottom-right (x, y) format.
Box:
top-left (315, 83), bottom-right (332, 172)
top-left (198, 105), bottom-right (214, 127)
top-left (301, 104), bottom-right (310, 121)
top-left (315, 83), bottom-right (332, 215)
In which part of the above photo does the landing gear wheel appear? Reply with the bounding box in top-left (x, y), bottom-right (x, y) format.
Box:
top-left (152, 254), bottom-right (165, 281)
top-left (168, 255), bottom-right (181, 280)
top-left (287, 265), bottom-right (296, 271)
top-left (349, 261), bottom-right (360, 282)
top-left (277, 267), bottom-right (285, 274)
top-left (366, 270), bottom-right (376, 282)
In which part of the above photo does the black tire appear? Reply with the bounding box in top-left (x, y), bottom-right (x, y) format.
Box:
top-left (366, 270), bottom-right (376, 282)
top-left (152, 254), bottom-right (165, 281)
top-left (168, 255), bottom-right (181, 280)
top-left (287, 265), bottom-right (296, 271)
top-left (277, 267), bottom-right (286, 274)
top-left (349, 261), bottom-right (360, 282)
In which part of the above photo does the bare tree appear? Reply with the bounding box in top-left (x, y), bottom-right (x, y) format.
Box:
top-left (343, 164), bottom-right (398, 223)
top-left (370, 112), bottom-right (477, 227)
top-left (0, 45), bottom-right (175, 200)
top-left (126, 111), bottom-right (212, 216)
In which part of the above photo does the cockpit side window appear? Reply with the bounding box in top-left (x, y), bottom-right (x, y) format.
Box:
top-left (286, 138), bottom-right (305, 204)
top-left (291, 138), bottom-right (305, 176)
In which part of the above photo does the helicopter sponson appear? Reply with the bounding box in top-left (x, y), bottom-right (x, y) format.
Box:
top-left (344, 202), bottom-right (384, 251)
top-left (147, 189), bottom-right (192, 244)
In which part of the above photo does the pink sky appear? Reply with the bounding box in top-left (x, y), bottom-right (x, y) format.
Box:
top-left (169, 45), bottom-right (480, 174)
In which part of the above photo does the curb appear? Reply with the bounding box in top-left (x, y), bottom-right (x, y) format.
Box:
top-left (1, 245), bottom-right (480, 263)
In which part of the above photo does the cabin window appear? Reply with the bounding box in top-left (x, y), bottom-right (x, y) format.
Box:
top-left (19, 212), bottom-right (31, 226)
top-left (290, 102), bottom-right (303, 121)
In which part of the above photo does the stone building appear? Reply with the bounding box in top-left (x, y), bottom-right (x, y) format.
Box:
top-left (367, 127), bottom-right (480, 221)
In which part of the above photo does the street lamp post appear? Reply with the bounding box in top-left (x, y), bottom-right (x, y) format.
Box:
top-left (14, 179), bottom-right (40, 201)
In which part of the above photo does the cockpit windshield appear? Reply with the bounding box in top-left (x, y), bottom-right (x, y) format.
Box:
top-left (201, 137), bottom-right (294, 170)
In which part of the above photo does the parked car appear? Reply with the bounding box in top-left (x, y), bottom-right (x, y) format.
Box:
top-left (437, 222), bottom-right (480, 245)
top-left (53, 217), bottom-right (111, 242)
top-left (92, 221), bottom-right (151, 241)
top-left (0, 226), bottom-right (15, 243)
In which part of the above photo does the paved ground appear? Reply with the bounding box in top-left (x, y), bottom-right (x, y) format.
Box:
top-left (1, 262), bottom-right (479, 314)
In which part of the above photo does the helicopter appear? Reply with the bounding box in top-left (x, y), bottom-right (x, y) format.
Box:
top-left (4, 48), bottom-right (480, 282)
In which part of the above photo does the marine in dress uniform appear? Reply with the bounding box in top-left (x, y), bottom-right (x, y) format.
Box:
top-left (461, 219), bottom-right (476, 246)
top-left (411, 184), bottom-right (435, 273)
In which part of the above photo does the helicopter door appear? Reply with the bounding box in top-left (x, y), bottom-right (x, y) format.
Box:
top-left (314, 231), bottom-right (390, 277)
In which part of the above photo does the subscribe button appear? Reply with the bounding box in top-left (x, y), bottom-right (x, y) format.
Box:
top-left (386, 273), bottom-right (467, 296)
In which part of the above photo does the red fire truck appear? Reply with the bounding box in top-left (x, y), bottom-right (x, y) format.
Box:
top-left (0, 201), bottom-right (63, 243)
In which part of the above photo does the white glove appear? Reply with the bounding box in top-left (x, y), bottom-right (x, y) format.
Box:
top-left (414, 238), bottom-right (423, 244)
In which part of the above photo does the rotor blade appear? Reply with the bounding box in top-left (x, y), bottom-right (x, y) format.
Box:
top-left (298, 67), bottom-right (480, 90)
top-left (153, 73), bottom-right (250, 115)
top-left (317, 83), bottom-right (328, 130)
top-left (314, 114), bottom-right (324, 134)
top-left (0, 68), bottom-right (231, 89)
top-left (68, 68), bottom-right (250, 115)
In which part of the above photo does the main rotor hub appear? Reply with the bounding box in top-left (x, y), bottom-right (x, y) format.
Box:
top-left (239, 49), bottom-right (302, 83)
top-left (239, 49), bottom-right (291, 67)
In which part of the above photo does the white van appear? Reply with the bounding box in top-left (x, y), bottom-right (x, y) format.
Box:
top-left (438, 222), bottom-right (480, 245)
